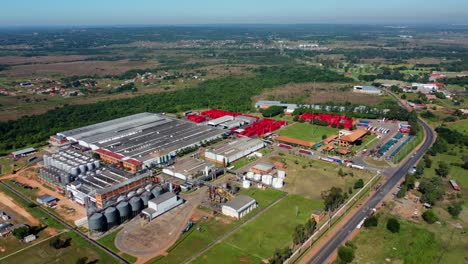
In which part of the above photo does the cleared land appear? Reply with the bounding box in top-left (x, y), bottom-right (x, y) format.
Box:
top-left (269, 154), bottom-right (374, 200)
top-left (351, 211), bottom-right (466, 264)
top-left (277, 123), bottom-right (338, 143)
top-left (255, 82), bottom-right (385, 106)
top-left (193, 195), bottom-right (321, 263)
top-left (2, 60), bottom-right (158, 77)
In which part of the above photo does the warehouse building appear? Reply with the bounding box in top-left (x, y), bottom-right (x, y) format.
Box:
top-left (208, 115), bottom-right (234, 126)
top-left (142, 192), bottom-right (183, 221)
top-left (57, 113), bottom-right (227, 169)
top-left (251, 162), bottom-right (275, 174)
top-left (205, 137), bottom-right (265, 166)
top-left (10, 147), bottom-right (36, 159)
top-left (222, 195), bottom-right (257, 219)
top-left (162, 157), bottom-right (215, 181)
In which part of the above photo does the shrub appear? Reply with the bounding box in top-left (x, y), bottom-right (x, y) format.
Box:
top-left (12, 226), bottom-right (30, 240)
top-left (422, 210), bottom-right (438, 224)
top-left (447, 202), bottom-right (463, 218)
top-left (353, 179), bottom-right (364, 189)
top-left (337, 245), bottom-right (355, 263)
top-left (386, 218), bottom-right (400, 233)
top-left (363, 215), bottom-right (379, 227)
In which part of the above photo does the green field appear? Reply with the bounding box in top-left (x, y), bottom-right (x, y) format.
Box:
top-left (193, 195), bottom-right (321, 263)
top-left (149, 189), bottom-right (284, 263)
top-left (0, 157), bottom-right (13, 175)
top-left (277, 123), bottom-right (338, 143)
top-left (449, 120), bottom-right (468, 134)
top-left (352, 212), bottom-right (467, 264)
top-left (271, 154), bottom-right (374, 200)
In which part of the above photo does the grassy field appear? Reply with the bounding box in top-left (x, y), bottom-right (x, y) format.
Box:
top-left (0, 185), bottom-right (116, 264)
top-left (423, 151), bottom-right (468, 188)
top-left (448, 120), bottom-right (468, 134)
top-left (231, 156), bottom-right (258, 169)
top-left (351, 211), bottom-right (467, 264)
top-left (193, 195), bottom-right (321, 263)
top-left (277, 123), bottom-right (338, 143)
top-left (271, 154), bottom-right (374, 200)
top-left (0, 157), bottom-right (13, 175)
top-left (148, 189), bottom-right (284, 264)
top-left (97, 227), bottom-right (136, 263)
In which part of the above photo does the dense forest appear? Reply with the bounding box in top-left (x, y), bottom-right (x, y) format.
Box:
top-left (0, 66), bottom-right (351, 154)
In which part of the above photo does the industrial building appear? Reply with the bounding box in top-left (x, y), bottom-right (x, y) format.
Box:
top-left (352, 86), bottom-right (382, 95)
top-left (10, 147), bottom-right (36, 159)
top-left (141, 192), bottom-right (183, 221)
top-left (205, 137), bottom-right (265, 166)
top-left (87, 185), bottom-right (167, 234)
top-left (162, 157), bottom-right (215, 181)
top-left (57, 113), bottom-right (227, 170)
top-left (251, 162), bottom-right (275, 175)
top-left (221, 195), bottom-right (257, 219)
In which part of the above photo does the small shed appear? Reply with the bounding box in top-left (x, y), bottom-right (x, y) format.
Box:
top-left (11, 147), bottom-right (36, 159)
top-left (23, 234), bottom-right (36, 243)
top-left (36, 195), bottom-right (58, 205)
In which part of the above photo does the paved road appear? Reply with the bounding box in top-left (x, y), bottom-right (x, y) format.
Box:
top-left (0, 181), bottom-right (129, 264)
top-left (307, 93), bottom-right (435, 264)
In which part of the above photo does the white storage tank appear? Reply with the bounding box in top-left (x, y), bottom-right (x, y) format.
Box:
top-left (127, 191), bottom-right (136, 198)
top-left (272, 178), bottom-right (284, 189)
top-left (277, 170), bottom-right (286, 179)
top-left (94, 160), bottom-right (100, 168)
top-left (242, 180), bottom-right (251, 189)
top-left (246, 171), bottom-right (254, 179)
top-left (262, 174), bottom-right (273, 185)
top-left (87, 162), bottom-right (94, 171)
top-left (254, 174), bottom-right (261, 181)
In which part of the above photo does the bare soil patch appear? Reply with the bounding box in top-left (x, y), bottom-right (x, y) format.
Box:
top-left (3, 60), bottom-right (159, 77)
top-left (256, 82), bottom-right (384, 106)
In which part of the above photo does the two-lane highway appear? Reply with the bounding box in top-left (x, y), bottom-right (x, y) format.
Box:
top-left (307, 98), bottom-right (435, 264)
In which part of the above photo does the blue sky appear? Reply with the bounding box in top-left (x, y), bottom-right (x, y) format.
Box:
top-left (1, 0), bottom-right (467, 26)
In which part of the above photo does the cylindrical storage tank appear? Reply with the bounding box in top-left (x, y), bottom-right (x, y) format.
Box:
top-left (151, 186), bottom-right (163, 197)
top-left (79, 165), bottom-right (87, 173)
top-left (43, 155), bottom-right (49, 166)
top-left (277, 170), bottom-right (286, 179)
top-left (136, 187), bottom-right (145, 195)
top-left (104, 207), bottom-right (119, 228)
top-left (94, 160), bottom-right (100, 168)
top-left (129, 197), bottom-right (143, 217)
top-left (254, 174), bottom-right (261, 181)
top-left (262, 175), bottom-right (273, 185)
top-left (145, 183), bottom-right (153, 191)
top-left (88, 213), bottom-right (106, 232)
top-left (242, 180), bottom-right (251, 189)
top-left (127, 191), bottom-right (136, 199)
top-left (60, 174), bottom-right (71, 184)
top-left (246, 172), bottom-right (254, 179)
top-left (117, 195), bottom-right (126, 202)
top-left (116, 201), bottom-right (131, 222)
top-left (71, 167), bottom-right (79, 176)
top-left (140, 191), bottom-right (153, 207)
top-left (87, 162), bottom-right (94, 171)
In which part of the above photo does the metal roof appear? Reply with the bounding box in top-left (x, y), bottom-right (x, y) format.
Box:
top-left (11, 147), bottom-right (36, 156)
top-left (149, 192), bottom-right (176, 205)
top-left (223, 195), bottom-right (256, 212)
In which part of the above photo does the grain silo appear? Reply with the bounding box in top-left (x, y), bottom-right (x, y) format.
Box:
top-left (140, 191), bottom-right (153, 207)
top-left (104, 207), bottom-right (119, 228)
top-left (129, 197), bottom-right (142, 217)
top-left (116, 201), bottom-right (131, 222)
top-left (151, 186), bottom-right (163, 197)
top-left (88, 213), bottom-right (106, 233)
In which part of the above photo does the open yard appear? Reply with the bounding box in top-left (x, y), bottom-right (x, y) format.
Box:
top-left (351, 211), bottom-right (467, 264)
top-left (277, 123), bottom-right (339, 143)
top-left (269, 154), bottom-right (374, 200)
top-left (193, 195), bottom-right (322, 263)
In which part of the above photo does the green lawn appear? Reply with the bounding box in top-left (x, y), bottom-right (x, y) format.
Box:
top-left (97, 227), bottom-right (122, 255)
top-left (0, 157), bottom-right (13, 175)
top-left (423, 151), bottom-right (467, 189)
top-left (237, 188), bottom-right (285, 207)
top-left (352, 212), bottom-right (467, 264)
top-left (231, 156), bottom-right (258, 169)
top-left (193, 195), bottom-right (321, 263)
top-left (277, 123), bottom-right (338, 143)
top-left (272, 154), bottom-right (374, 200)
top-left (148, 216), bottom-right (237, 264)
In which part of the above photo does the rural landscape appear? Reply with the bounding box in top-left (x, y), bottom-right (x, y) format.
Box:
top-left (0, 1), bottom-right (467, 264)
